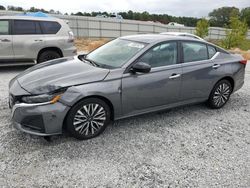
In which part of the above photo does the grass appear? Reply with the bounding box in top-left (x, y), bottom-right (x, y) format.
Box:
top-left (75, 38), bottom-right (109, 52)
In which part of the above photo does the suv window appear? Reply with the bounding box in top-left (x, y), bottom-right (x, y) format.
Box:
top-left (13, 20), bottom-right (42, 35)
top-left (0, 20), bottom-right (9, 35)
top-left (208, 45), bottom-right (217, 58)
top-left (182, 42), bottom-right (208, 62)
top-left (40, 21), bottom-right (61, 34)
top-left (138, 42), bottom-right (177, 68)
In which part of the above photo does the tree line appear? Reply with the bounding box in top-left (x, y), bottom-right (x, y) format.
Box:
top-left (0, 5), bottom-right (249, 28)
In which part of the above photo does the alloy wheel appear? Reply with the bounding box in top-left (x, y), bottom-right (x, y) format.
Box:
top-left (73, 103), bottom-right (106, 136)
top-left (212, 82), bottom-right (231, 107)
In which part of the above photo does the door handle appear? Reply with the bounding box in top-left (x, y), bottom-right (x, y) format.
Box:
top-left (169, 73), bottom-right (181, 79)
top-left (0, 39), bottom-right (11, 42)
top-left (212, 64), bottom-right (221, 69)
top-left (34, 39), bottom-right (43, 42)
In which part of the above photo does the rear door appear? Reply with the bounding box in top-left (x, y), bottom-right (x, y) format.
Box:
top-left (0, 19), bottom-right (14, 61)
top-left (180, 41), bottom-right (214, 101)
top-left (12, 19), bottom-right (45, 61)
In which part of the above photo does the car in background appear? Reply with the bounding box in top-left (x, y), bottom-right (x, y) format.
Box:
top-left (0, 15), bottom-right (77, 66)
top-left (9, 34), bottom-right (247, 140)
top-left (110, 14), bottom-right (123, 19)
top-left (160, 32), bottom-right (205, 40)
top-left (167, 22), bottom-right (185, 27)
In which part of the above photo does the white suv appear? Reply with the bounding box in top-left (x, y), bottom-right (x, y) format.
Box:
top-left (0, 15), bottom-right (77, 66)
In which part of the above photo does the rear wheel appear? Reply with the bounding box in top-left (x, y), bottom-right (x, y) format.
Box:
top-left (66, 98), bottom-right (111, 140)
top-left (207, 79), bottom-right (232, 109)
top-left (38, 50), bottom-right (61, 63)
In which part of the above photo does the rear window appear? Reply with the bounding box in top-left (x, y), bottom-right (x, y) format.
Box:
top-left (13, 20), bottom-right (42, 35)
top-left (0, 20), bottom-right (9, 35)
top-left (208, 45), bottom-right (217, 58)
top-left (182, 42), bottom-right (208, 63)
top-left (40, 21), bottom-right (61, 34)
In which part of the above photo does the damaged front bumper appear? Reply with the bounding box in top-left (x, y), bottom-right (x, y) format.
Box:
top-left (11, 101), bottom-right (70, 136)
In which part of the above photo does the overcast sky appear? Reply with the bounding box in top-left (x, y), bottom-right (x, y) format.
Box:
top-left (1, 0), bottom-right (250, 17)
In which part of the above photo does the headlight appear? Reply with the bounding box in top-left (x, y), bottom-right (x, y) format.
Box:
top-left (22, 93), bottom-right (62, 104)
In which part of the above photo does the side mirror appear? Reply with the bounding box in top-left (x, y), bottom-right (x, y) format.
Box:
top-left (131, 62), bottom-right (151, 73)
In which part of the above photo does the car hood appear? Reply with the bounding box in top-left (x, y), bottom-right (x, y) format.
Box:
top-left (16, 56), bottom-right (110, 94)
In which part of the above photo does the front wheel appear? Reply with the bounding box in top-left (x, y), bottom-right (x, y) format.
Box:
top-left (207, 79), bottom-right (233, 109)
top-left (66, 98), bottom-right (111, 140)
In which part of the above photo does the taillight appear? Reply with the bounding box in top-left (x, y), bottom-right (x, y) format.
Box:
top-left (239, 59), bottom-right (247, 65)
top-left (68, 31), bottom-right (74, 43)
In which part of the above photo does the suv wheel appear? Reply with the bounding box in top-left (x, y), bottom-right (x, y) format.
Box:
top-left (66, 98), bottom-right (111, 140)
top-left (207, 79), bottom-right (232, 109)
top-left (38, 50), bottom-right (61, 63)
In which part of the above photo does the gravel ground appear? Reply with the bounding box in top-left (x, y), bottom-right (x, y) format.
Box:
top-left (0, 64), bottom-right (249, 187)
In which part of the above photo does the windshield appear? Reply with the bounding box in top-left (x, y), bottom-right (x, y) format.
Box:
top-left (85, 39), bottom-right (146, 68)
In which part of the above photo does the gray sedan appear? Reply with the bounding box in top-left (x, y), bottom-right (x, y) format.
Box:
top-left (9, 34), bottom-right (247, 140)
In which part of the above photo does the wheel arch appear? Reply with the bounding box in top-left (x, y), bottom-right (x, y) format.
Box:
top-left (62, 95), bottom-right (115, 131)
top-left (217, 76), bottom-right (235, 91)
top-left (37, 47), bottom-right (63, 61)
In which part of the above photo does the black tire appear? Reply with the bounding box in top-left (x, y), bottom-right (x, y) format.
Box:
top-left (37, 50), bottom-right (61, 63)
top-left (207, 79), bottom-right (233, 109)
top-left (66, 98), bottom-right (111, 140)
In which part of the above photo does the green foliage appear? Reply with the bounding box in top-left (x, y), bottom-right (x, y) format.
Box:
top-left (0, 5), bottom-right (6, 10)
top-left (195, 19), bottom-right (209, 38)
top-left (221, 15), bottom-right (248, 49)
top-left (241, 7), bottom-right (250, 28)
top-left (209, 7), bottom-right (240, 27)
top-left (7, 5), bottom-right (23, 11)
top-left (71, 10), bottom-right (199, 26)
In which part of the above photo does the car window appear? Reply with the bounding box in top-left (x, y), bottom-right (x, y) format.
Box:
top-left (40, 21), bottom-right (61, 34)
top-left (208, 45), bottom-right (217, 58)
top-left (182, 42), bottom-right (208, 63)
top-left (86, 39), bottom-right (146, 68)
top-left (138, 42), bottom-right (177, 68)
top-left (0, 20), bottom-right (9, 35)
top-left (13, 20), bottom-right (41, 35)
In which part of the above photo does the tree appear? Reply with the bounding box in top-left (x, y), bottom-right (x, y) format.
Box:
top-left (241, 7), bottom-right (250, 28)
top-left (0, 5), bottom-right (6, 10)
top-left (7, 5), bottom-right (23, 11)
top-left (221, 15), bottom-right (248, 49)
top-left (209, 7), bottom-right (240, 27)
top-left (195, 18), bottom-right (209, 38)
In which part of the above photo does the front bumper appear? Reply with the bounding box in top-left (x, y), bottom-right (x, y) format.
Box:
top-left (11, 101), bottom-right (70, 136)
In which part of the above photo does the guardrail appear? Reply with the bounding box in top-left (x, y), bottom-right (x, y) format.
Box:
top-left (1, 10), bottom-right (250, 40)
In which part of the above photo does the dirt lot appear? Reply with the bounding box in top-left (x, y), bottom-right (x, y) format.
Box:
top-left (0, 63), bottom-right (249, 187)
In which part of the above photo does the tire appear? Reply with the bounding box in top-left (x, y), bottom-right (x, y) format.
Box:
top-left (37, 50), bottom-right (61, 63)
top-left (207, 79), bottom-right (233, 109)
top-left (66, 98), bottom-right (111, 140)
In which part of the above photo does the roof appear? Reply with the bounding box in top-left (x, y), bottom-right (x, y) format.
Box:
top-left (120, 34), bottom-right (201, 44)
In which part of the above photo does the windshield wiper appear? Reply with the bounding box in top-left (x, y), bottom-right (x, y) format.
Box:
top-left (83, 57), bottom-right (100, 67)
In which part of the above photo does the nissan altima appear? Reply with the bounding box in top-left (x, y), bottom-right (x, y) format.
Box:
top-left (9, 34), bottom-right (247, 140)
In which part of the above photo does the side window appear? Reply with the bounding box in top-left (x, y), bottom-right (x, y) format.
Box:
top-left (0, 20), bottom-right (9, 35)
top-left (208, 45), bottom-right (217, 58)
top-left (138, 42), bottom-right (177, 68)
top-left (13, 20), bottom-right (41, 35)
top-left (182, 42), bottom-right (208, 63)
top-left (40, 21), bottom-right (61, 34)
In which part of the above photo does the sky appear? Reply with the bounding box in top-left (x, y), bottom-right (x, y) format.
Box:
top-left (1, 0), bottom-right (250, 18)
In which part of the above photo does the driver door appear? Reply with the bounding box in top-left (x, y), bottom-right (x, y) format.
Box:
top-left (121, 41), bottom-right (182, 116)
